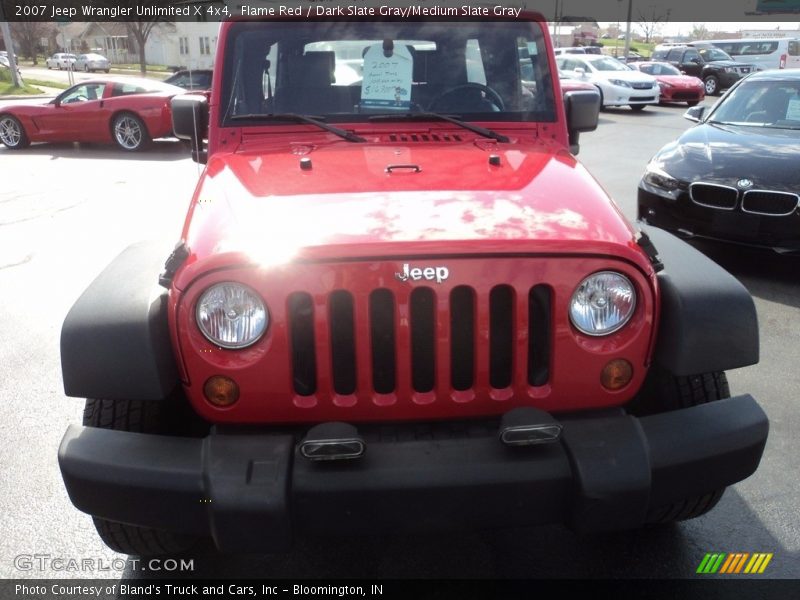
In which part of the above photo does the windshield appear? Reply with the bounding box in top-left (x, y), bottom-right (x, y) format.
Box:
top-left (709, 80), bottom-right (800, 128)
top-left (639, 62), bottom-right (681, 76)
top-left (585, 57), bottom-right (630, 72)
top-left (221, 20), bottom-right (555, 126)
top-left (698, 47), bottom-right (732, 62)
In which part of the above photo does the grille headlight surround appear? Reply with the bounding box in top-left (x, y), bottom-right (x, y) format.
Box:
top-left (569, 271), bottom-right (637, 336)
top-left (196, 282), bottom-right (268, 349)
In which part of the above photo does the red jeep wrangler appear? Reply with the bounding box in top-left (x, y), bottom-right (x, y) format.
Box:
top-left (58, 15), bottom-right (768, 556)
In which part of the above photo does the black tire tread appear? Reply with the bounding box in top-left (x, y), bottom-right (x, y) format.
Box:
top-left (83, 398), bottom-right (198, 556)
top-left (637, 369), bottom-right (730, 525)
top-left (92, 517), bottom-right (195, 556)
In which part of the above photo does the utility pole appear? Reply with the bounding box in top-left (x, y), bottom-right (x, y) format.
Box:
top-left (623, 0), bottom-right (633, 61)
top-left (0, 3), bottom-right (23, 87)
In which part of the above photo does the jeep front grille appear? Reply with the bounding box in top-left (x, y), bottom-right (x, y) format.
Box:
top-left (287, 284), bottom-right (553, 401)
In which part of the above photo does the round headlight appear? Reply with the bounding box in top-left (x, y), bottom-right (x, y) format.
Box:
top-left (196, 282), bottom-right (268, 349)
top-left (569, 272), bottom-right (636, 336)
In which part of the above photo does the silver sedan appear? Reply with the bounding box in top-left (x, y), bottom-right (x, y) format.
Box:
top-left (74, 53), bottom-right (110, 73)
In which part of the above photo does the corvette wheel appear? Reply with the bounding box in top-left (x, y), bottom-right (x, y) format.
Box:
top-left (0, 115), bottom-right (30, 149)
top-left (112, 113), bottom-right (150, 151)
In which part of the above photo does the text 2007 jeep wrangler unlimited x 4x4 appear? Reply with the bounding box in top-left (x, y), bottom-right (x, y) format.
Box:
top-left (58, 14), bottom-right (768, 556)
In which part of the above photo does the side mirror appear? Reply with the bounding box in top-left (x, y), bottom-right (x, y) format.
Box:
top-left (172, 94), bottom-right (209, 164)
top-left (573, 67), bottom-right (586, 77)
top-left (564, 89), bottom-right (600, 155)
top-left (690, 57), bottom-right (702, 64)
top-left (684, 105), bottom-right (706, 122)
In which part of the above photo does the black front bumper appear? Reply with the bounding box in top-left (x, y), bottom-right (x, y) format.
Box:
top-left (59, 396), bottom-right (768, 552)
top-left (638, 186), bottom-right (800, 253)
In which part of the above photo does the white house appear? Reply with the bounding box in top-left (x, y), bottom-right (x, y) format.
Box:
top-left (152, 22), bottom-right (221, 70)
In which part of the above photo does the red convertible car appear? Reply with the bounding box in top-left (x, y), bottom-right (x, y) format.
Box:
top-left (0, 77), bottom-right (185, 151)
top-left (628, 61), bottom-right (705, 106)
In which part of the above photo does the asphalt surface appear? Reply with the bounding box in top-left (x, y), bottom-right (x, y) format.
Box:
top-left (0, 100), bottom-right (797, 582)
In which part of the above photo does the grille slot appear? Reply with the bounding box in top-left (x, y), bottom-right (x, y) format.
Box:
top-left (329, 291), bottom-right (356, 395)
top-left (450, 286), bottom-right (475, 391)
top-left (741, 190), bottom-right (799, 216)
top-left (689, 183), bottom-right (739, 210)
top-left (528, 285), bottom-right (552, 387)
top-left (288, 292), bottom-right (317, 396)
top-left (410, 287), bottom-right (436, 393)
top-left (489, 285), bottom-right (514, 389)
top-left (369, 289), bottom-right (396, 394)
top-left (289, 281), bottom-right (553, 400)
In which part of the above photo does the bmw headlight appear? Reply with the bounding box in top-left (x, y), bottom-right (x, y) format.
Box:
top-left (196, 282), bottom-right (268, 349)
top-left (609, 79), bottom-right (631, 88)
top-left (641, 162), bottom-right (681, 199)
top-left (569, 272), bottom-right (636, 336)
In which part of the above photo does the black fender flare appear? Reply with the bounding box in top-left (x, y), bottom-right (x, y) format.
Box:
top-left (61, 241), bottom-right (178, 401)
top-left (641, 225), bottom-right (759, 376)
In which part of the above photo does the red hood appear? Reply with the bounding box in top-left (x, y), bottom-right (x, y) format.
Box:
top-left (176, 136), bottom-right (649, 287)
top-left (657, 75), bottom-right (703, 87)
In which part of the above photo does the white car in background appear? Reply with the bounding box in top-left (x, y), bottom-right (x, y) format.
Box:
top-left (46, 53), bottom-right (77, 70)
top-left (74, 53), bottom-right (110, 73)
top-left (555, 54), bottom-right (659, 111)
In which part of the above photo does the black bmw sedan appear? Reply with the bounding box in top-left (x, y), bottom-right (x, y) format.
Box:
top-left (638, 69), bottom-right (800, 254)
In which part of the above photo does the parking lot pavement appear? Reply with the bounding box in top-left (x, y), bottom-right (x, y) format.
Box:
top-left (0, 103), bottom-right (797, 580)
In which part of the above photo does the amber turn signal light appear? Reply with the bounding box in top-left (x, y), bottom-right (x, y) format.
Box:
top-left (601, 359), bottom-right (633, 391)
top-left (203, 375), bottom-right (240, 407)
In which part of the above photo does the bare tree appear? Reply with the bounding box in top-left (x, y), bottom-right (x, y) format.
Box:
top-left (124, 21), bottom-right (164, 75)
top-left (691, 24), bottom-right (711, 41)
top-left (636, 6), bottom-right (668, 44)
top-left (9, 22), bottom-right (55, 65)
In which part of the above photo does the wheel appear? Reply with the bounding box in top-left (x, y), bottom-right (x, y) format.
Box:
top-left (104, 69), bottom-right (110, 73)
top-left (687, 100), bottom-right (700, 107)
top-left (84, 64), bottom-right (89, 72)
top-left (427, 82), bottom-right (505, 112)
top-left (595, 86), bottom-right (606, 111)
top-left (0, 114), bottom-right (31, 149)
top-left (111, 112), bottom-right (150, 151)
top-left (704, 75), bottom-right (720, 96)
top-left (629, 104), bottom-right (647, 111)
top-left (82, 397), bottom-right (205, 555)
top-left (629, 368), bottom-right (730, 524)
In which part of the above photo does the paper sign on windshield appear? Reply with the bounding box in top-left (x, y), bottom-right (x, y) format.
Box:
top-left (786, 97), bottom-right (800, 121)
top-left (360, 43), bottom-right (413, 110)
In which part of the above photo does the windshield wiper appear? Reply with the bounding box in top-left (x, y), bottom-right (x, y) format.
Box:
top-left (230, 113), bottom-right (366, 143)
top-left (368, 112), bottom-right (510, 143)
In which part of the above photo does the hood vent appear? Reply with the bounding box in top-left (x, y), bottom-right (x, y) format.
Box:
top-left (384, 133), bottom-right (464, 143)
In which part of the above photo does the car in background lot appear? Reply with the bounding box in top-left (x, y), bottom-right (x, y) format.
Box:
top-left (164, 69), bottom-right (213, 91)
top-left (46, 53), bottom-right (77, 70)
top-left (556, 53), bottom-right (659, 111)
top-left (695, 38), bottom-right (800, 71)
top-left (638, 70), bottom-right (800, 254)
top-left (628, 61), bottom-right (705, 106)
top-left (652, 44), bottom-right (755, 96)
top-left (0, 77), bottom-right (185, 151)
top-left (74, 53), bottom-right (110, 73)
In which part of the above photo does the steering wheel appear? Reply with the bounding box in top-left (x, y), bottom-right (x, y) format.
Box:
top-left (427, 82), bottom-right (505, 112)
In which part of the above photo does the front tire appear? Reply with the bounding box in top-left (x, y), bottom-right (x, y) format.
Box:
top-left (687, 100), bottom-right (700, 107)
top-left (112, 112), bottom-right (150, 151)
top-left (630, 368), bottom-right (730, 523)
top-left (82, 398), bottom-right (201, 556)
top-left (629, 104), bottom-right (647, 112)
top-left (704, 75), bottom-right (720, 96)
top-left (0, 114), bottom-right (31, 149)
